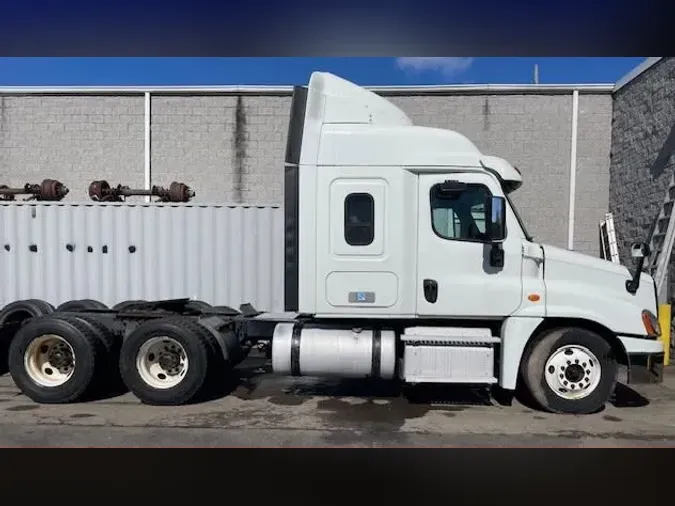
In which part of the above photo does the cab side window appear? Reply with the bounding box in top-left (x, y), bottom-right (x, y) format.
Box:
top-left (344, 193), bottom-right (374, 246)
top-left (431, 184), bottom-right (490, 242)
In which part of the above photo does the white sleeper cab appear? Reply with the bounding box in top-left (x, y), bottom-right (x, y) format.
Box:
top-left (0, 72), bottom-right (665, 415)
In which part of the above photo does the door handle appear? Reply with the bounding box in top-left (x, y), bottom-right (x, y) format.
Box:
top-left (423, 279), bottom-right (438, 303)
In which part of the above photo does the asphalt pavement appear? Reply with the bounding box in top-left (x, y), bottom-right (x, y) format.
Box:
top-left (1, 355), bottom-right (674, 447)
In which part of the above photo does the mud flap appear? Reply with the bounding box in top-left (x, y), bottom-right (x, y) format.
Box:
top-left (627, 352), bottom-right (664, 384)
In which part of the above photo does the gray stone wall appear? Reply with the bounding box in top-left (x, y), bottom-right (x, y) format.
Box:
top-left (0, 95), bottom-right (144, 201)
top-left (0, 89), bottom-right (613, 254)
top-left (609, 58), bottom-right (675, 275)
top-left (389, 93), bottom-right (611, 255)
top-left (575, 94), bottom-right (613, 254)
top-left (391, 94), bottom-right (574, 249)
top-left (150, 95), bottom-right (289, 204)
top-left (150, 95), bottom-right (239, 203)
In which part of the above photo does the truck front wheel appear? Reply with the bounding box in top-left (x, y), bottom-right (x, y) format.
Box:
top-left (522, 327), bottom-right (617, 414)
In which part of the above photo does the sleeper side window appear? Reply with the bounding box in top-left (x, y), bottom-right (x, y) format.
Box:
top-left (344, 193), bottom-right (374, 246)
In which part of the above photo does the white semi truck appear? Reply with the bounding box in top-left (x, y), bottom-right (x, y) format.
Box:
top-left (0, 72), bottom-right (665, 414)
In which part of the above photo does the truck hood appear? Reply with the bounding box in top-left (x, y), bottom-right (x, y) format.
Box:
top-left (540, 243), bottom-right (657, 335)
top-left (542, 243), bottom-right (631, 277)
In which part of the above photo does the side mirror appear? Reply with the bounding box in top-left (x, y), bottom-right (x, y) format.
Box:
top-left (486, 196), bottom-right (507, 243)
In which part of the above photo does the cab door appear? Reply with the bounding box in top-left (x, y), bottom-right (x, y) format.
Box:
top-left (415, 172), bottom-right (523, 318)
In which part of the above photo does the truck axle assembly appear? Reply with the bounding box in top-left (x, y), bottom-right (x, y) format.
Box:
top-left (88, 180), bottom-right (195, 203)
top-left (0, 179), bottom-right (69, 202)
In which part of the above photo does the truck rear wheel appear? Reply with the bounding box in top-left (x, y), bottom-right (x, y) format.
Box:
top-left (1, 299), bottom-right (56, 375)
top-left (25, 299), bottom-right (56, 314)
top-left (0, 299), bottom-right (55, 328)
top-left (8, 315), bottom-right (106, 403)
top-left (522, 327), bottom-right (617, 414)
top-left (119, 318), bottom-right (216, 406)
top-left (112, 300), bottom-right (146, 311)
top-left (56, 299), bottom-right (108, 312)
top-left (55, 313), bottom-right (123, 388)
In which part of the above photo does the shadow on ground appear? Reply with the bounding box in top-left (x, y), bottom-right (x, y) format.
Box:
top-left (513, 380), bottom-right (650, 414)
top-left (218, 352), bottom-right (495, 409)
top-left (610, 383), bottom-right (650, 408)
top-left (183, 354), bottom-right (499, 433)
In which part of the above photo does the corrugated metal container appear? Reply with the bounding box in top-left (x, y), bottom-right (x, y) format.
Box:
top-left (0, 202), bottom-right (285, 312)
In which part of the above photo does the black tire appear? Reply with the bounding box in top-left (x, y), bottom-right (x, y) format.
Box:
top-left (119, 317), bottom-right (219, 406)
top-left (8, 315), bottom-right (106, 404)
top-left (521, 327), bottom-right (617, 414)
top-left (26, 299), bottom-right (56, 314)
top-left (50, 312), bottom-right (122, 386)
top-left (184, 300), bottom-right (212, 313)
top-left (69, 313), bottom-right (120, 352)
top-left (56, 299), bottom-right (108, 312)
top-left (112, 300), bottom-right (146, 311)
top-left (0, 299), bottom-right (55, 328)
top-left (0, 300), bottom-right (55, 375)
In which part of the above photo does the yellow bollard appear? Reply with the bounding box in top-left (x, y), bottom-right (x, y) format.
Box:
top-left (658, 304), bottom-right (671, 366)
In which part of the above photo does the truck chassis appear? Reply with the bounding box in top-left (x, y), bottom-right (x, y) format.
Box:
top-left (0, 297), bottom-right (664, 414)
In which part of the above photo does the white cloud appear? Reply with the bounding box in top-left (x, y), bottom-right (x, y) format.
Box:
top-left (395, 57), bottom-right (474, 80)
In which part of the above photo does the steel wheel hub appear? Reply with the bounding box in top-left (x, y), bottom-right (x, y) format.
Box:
top-left (24, 334), bottom-right (76, 387)
top-left (136, 337), bottom-right (189, 389)
top-left (544, 344), bottom-right (602, 400)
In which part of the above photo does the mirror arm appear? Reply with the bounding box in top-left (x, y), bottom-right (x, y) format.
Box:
top-left (626, 257), bottom-right (646, 294)
top-left (490, 242), bottom-right (505, 268)
top-left (625, 242), bottom-right (651, 295)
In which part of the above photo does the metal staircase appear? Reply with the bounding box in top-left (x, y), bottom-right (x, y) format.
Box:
top-left (646, 172), bottom-right (675, 303)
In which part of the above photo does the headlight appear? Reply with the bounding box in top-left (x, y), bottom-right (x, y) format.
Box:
top-left (642, 310), bottom-right (661, 337)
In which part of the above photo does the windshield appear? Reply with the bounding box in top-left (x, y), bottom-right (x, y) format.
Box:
top-left (505, 192), bottom-right (533, 242)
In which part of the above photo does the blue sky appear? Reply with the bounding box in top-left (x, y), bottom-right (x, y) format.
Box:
top-left (0, 57), bottom-right (647, 86)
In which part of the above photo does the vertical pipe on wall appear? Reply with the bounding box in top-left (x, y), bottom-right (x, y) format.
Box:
top-left (567, 90), bottom-right (579, 250)
top-left (144, 92), bottom-right (152, 204)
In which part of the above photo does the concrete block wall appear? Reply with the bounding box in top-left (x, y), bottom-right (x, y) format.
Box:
top-left (0, 88), bottom-right (613, 255)
top-left (0, 95), bottom-right (144, 201)
top-left (389, 93), bottom-right (611, 254)
top-left (574, 94), bottom-right (613, 254)
top-left (609, 57), bottom-right (675, 290)
top-left (392, 95), bottom-right (571, 247)
top-left (238, 97), bottom-right (289, 204)
top-left (150, 95), bottom-right (239, 203)
top-left (151, 95), bottom-right (290, 204)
